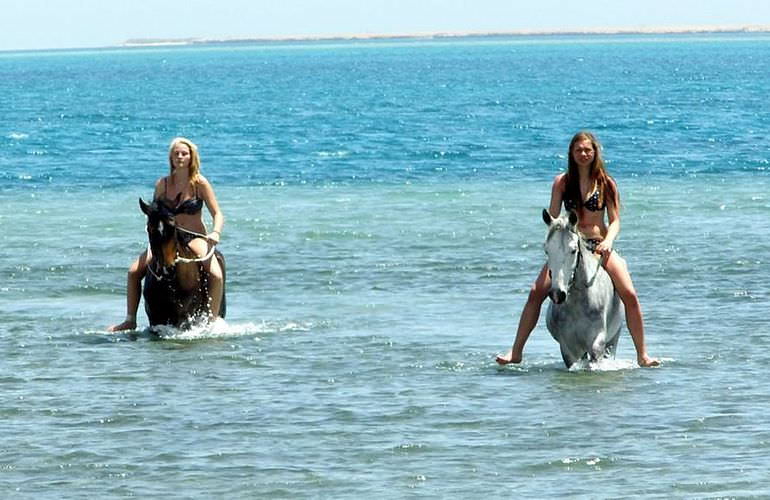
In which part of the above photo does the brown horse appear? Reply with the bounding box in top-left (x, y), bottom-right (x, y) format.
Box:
top-left (139, 197), bottom-right (226, 329)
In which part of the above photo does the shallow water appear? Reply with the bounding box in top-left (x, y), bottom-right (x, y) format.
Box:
top-left (3, 34), bottom-right (770, 497)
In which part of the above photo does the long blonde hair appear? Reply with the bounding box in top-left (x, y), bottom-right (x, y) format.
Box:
top-left (168, 137), bottom-right (202, 187)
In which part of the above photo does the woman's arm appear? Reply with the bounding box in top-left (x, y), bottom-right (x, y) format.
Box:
top-left (547, 174), bottom-right (566, 218)
top-left (598, 178), bottom-right (621, 253)
top-left (198, 176), bottom-right (224, 244)
top-left (153, 177), bottom-right (165, 200)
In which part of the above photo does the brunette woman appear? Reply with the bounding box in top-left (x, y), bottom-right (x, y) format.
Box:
top-left (496, 131), bottom-right (659, 367)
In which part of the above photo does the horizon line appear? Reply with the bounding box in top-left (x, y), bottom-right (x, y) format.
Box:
top-left (122, 24), bottom-right (770, 47)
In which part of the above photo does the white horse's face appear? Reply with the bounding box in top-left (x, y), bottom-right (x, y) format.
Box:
top-left (543, 210), bottom-right (580, 304)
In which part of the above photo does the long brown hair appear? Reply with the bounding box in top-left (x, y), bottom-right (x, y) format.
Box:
top-left (564, 131), bottom-right (618, 210)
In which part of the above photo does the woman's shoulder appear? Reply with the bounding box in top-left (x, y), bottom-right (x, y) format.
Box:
top-left (193, 175), bottom-right (218, 198)
top-left (603, 174), bottom-right (619, 192)
top-left (552, 173), bottom-right (568, 189)
top-left (153, 176), bottom-right (167, 193)
top-left (194, 175), bottom-right (212, 189)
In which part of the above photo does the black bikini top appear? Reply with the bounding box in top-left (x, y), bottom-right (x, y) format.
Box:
top-left (161, 178), bottom-right (203, 215)
top-left (563, 189), bottom-right (604, 212)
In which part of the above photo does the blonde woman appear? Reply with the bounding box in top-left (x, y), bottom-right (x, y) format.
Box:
top-left (108, 137), bottom-right (225, 331)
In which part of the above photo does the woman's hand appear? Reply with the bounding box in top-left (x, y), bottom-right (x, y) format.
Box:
top-left (207, 230), bottom-right (221, 245)
top-left (595, 238), bottom-right (613, 260)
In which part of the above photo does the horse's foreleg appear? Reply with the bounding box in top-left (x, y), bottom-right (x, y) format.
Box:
top-left (604, 330), bottom-right (620, 359)
top-left (559, 343), bottom-right (580, 369)
top-left (589, 335), bottom-right (608, 363)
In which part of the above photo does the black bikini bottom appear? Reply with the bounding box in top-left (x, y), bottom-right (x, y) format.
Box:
top-left (585, 239), bottom-right (602, 252)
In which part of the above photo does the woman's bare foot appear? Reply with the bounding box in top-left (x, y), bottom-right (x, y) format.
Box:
top-left (638, 354), bottom-right (660, 367)
top-left (495, 349), bottom-right (522, 365)
top-left (107, 319), bottom-right (137, 332)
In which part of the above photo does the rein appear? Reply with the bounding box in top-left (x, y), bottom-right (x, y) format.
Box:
top-left (173, 226), bottom-right (216, 264)
top-left (568, 234), bottom-right (582, 289)
top-left (146, 226), bottom-right (216, 282)
top-left (571, 236), bottom-right (603, 290)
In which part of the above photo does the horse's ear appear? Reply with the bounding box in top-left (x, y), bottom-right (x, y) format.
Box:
top-left (139, 198), bottom-right (151, 216)
top-left (542, 209), bottom-right (553, 226)
top-left (568, 209), bottom-right (578, 227)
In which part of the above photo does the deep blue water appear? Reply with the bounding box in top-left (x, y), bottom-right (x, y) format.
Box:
top-left (2, 34), bottom-right (770, 498)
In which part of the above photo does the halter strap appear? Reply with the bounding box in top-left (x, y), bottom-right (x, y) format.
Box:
top-left (145, 243), bottom-right (165, 281)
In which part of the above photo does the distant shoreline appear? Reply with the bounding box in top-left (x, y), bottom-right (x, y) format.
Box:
top-left (123, 25), bottom-right (770, 47)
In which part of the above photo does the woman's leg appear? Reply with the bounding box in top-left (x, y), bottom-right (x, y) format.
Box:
top-left (189, 239), bottom-right (224, 319)
top-left (603, 252), bottom-right (659, 367)
top-left (206, 255), bottom-right (224, 318)
top-left (496, 264), bottom-right (550, 365)
top-left (108, 249), bottom-right (149, 331)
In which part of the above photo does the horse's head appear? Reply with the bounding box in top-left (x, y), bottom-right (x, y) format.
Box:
top-left (542, 209), bottom-right (580, 304)
top-left (140, 197), bottom-right (180, 274)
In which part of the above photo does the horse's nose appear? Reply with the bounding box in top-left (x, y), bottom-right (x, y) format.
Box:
top-left (550, 289), bottom-right (567, 304)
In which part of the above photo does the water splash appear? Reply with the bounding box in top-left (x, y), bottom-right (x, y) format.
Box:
top-left (90, 317), bottom-right (314, 342)
top-left (151, 316), bottom-right (317, 340)
top-left (568, 357), bottom-right (639, 372)
top-left (150, 318), bottom-right (259, 340)
top-left (148, 318), bottom-right (311, 340)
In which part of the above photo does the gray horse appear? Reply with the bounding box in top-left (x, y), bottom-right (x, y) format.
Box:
top-left (542, 209), bottom-right (623, 368)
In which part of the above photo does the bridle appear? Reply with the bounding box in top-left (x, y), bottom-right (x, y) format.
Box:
top-left (548, 230), bottom-right (585, 293)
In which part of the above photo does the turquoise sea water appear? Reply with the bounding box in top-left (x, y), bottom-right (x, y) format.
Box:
top-left (2, 34), bottom-right (770, 497)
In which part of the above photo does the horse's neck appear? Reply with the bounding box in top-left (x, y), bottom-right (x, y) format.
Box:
top-left (576, 241), bottom-right (601, 286)
top-left (176, 261), bottom-right (202, 291)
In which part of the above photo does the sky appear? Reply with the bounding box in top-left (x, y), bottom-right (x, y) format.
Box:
top-left (2, 0), bottom-right (770, 51)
